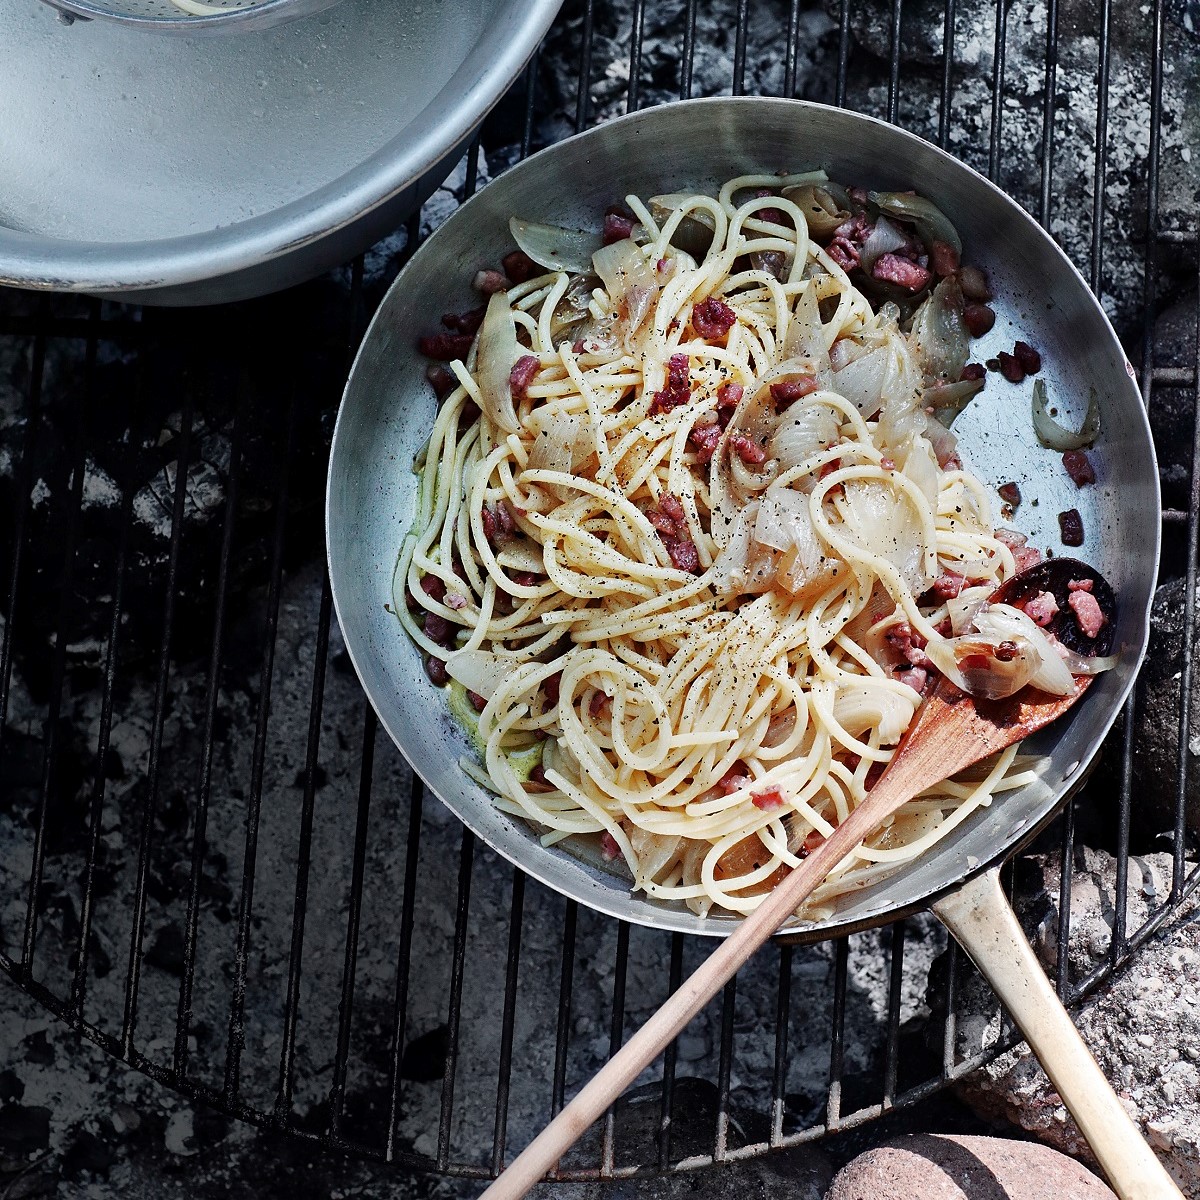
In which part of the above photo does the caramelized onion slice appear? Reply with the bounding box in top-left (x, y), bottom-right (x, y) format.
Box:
top-left (1032, 380), bottom-right (1101, 451)
top-left (510, 217), bottom-right (603, 275)
top-left (476, 292), bottom-right (521, 434)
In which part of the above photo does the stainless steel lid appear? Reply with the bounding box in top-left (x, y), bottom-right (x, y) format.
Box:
top-left (1, 0), bottom-right (563, 303)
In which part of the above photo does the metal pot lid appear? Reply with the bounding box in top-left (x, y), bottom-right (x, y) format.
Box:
top-left (0, 0), bottom-right (562, 297)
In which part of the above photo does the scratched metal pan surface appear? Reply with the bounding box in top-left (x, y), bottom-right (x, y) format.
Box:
top-left (326, 97), bottom-right (1159, 941)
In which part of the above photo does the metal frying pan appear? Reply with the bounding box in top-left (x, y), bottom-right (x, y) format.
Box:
top-left (327, 96), bottom-right (1159, 941)
top-left (328, 97), bottom-right (1170, 1198)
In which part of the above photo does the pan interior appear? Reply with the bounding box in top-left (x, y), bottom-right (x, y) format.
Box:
top-left (327, 98), bottom-right (1158, 940)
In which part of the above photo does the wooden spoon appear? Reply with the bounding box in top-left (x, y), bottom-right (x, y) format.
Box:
top-left (481, 673), bottom-right (1096, 1199)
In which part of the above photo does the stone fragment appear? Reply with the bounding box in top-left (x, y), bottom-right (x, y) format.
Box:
top-left (824, 1133), bottom-right (1114, 1198)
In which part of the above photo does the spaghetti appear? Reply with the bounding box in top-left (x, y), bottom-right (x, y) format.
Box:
top-left (397, 175), bottom-right (1043, 918)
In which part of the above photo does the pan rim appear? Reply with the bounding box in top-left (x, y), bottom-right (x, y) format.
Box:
top-left (327, 95), bottom-right (1161, 941)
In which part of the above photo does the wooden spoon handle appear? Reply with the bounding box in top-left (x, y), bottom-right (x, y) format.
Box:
top-left (932, 868), bottom-right (1184, 1200)
top-left (480, 792), bottom-right (912, 1199)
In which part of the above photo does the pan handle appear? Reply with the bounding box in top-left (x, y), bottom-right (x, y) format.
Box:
top-left (932, 867), bottom-right (1182, 1200)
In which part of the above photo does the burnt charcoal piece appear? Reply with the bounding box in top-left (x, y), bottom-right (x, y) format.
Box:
top-left (0, 1104), bottom-right (51, 1154)
top-left (22, 1030), bottom-right (54, 1066)
top-left (400, 1025), bottom-right (450, 1082)
top-left (0, 1070), bottom-right (23, 1101)
top-left (145, 922), bottom-right (186, 976)
top-left (989, 558), bottom-right (1116, 656)
top-left (61, 1130), bottom-right (115, 1179)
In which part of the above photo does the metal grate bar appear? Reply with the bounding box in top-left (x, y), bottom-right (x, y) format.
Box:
top-left (1112, 701), bottom-right (1135, 966)
top-left (174, 402), bottom-right (245, 1079)
top-left (712, 975), bottom-right (736, 1162)
top-left (826, 936), bottom-right (849, 1129)
top-left (521, 54), bottom-right (540, 159)
top-left (274, 576), bottom-right (334, 1116)
top-left (987, 0), bottom-right (1006, 182)
top-left (383, 773), bottom-right (424, 1160)
top-left (1088, 1), bottom-right (1113, 294)
top-left (626, 0), bottom-right (645, 112)
top-left (882, 921), bottom-right (906, 1108)
top-left (886, 0), bottom-right (902, 125)
top-left (27, 315), bottom-right (95, 981)
top-left (769, 944), bottom-right (792, 1147)
top-left (783, 0), bottom-right (801, 99)
top-left (489, 868), bottom-right (526, 1175)
top-left (1055, 794), bottom-right (1077, 997)
top-left (941, 939), bottom-right (959, 1078)
top-left (223, 390), bottom-right (298, 1103)
top-left (435, 827), bottom-right (476, 1170)
top-left (574, 0), bottom-right (595, 132)
top-left (937, 0), bottom-right (956, 148)
top-left (600, 920), bottom-right (630, 1176)
top-left (1175, 261), bottom-right (1200, 901)
top-left (329, 706), bottom-right (377, 1136)
top-left (1037, 0), bottom-right (1059, 224)
top-left (656, 932), bottom-right (684, 1169)
top-left (679, 0), bottom-right (696, 100)
top-left (72, 312), bottom-right (134, 1015)
top-left (549, 900), bottom-right (577, 1123)
top-left (834, 0), bottom-right (850, 110)
top-left (121, 386), bottom-right (196, 1056)
top-left (731, 0), bottom-right (749, 96)
top-left (5, 325), bottom-right (47, 969)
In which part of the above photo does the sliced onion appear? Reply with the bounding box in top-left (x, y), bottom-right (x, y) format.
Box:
top-left (550, 273), bottom-right (599, 344)
top-left (510, 217), bottom-right (603, 275)
top-left (755, 487), bottom-right (811, 551)
top-left (1032, 380), bottom-right (1101, 450)
top-left (1054, 641), bottom-right (1119, 676)
top-left (783, 284), bottom-right (832, 380)
top-left (947, 585), bottom-right (992, 634)
top-left (769, 402), bottom-right (840, 472)
top-left (901, 432), bottom-right (940, 506)
top-left (924, 636), bottom-right (1036, 700)
top-left (445, 649), bottom-right (512, 700)
top-left (924, 378), bottom-right (985, 427)
top-left (781, 183), bottom-right (849, 240)
top-left (592, 238), bottom-right (657, 299)
top-left (868, 191), bottom-right (962, 257)
top-left (858, 215), bottom-right (911, 274)
top-left (972, 605), bottom-right (1075, 695)
top-left (910, 276), bottom-right (969, 386)
top-left (629, 826), bottom-right (682, 885)
top-left (838, 480), bottom-right (928, 592)
top-left (712, 502), bottom-right (780, 594)
top-left (833, 682), bottom-right (917, 744)
top-left (625, 284), bottom-right (657, 337)
top-left (649, 195), bottom-right (716, 258)
top-left (831, 343), bottom-right (891, 416)
top-left (921, 412), bottom-right (959, 467)
top-left (476, 292), bottom-right (521, 434)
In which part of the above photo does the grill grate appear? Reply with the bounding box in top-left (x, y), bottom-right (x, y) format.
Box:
top-left (1, 0), bottom-right (1198, 1183)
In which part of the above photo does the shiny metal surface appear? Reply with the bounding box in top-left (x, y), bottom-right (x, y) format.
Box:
top-left (0, 0), bottom-right (562, 304)
top-left (45, 0), bottom-right (342, 34)
top-left (327, 97), bottom-right (1160, 940)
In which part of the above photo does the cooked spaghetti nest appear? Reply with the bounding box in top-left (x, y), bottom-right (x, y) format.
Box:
top-left (397, 173), bottom-right (1037, 918)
